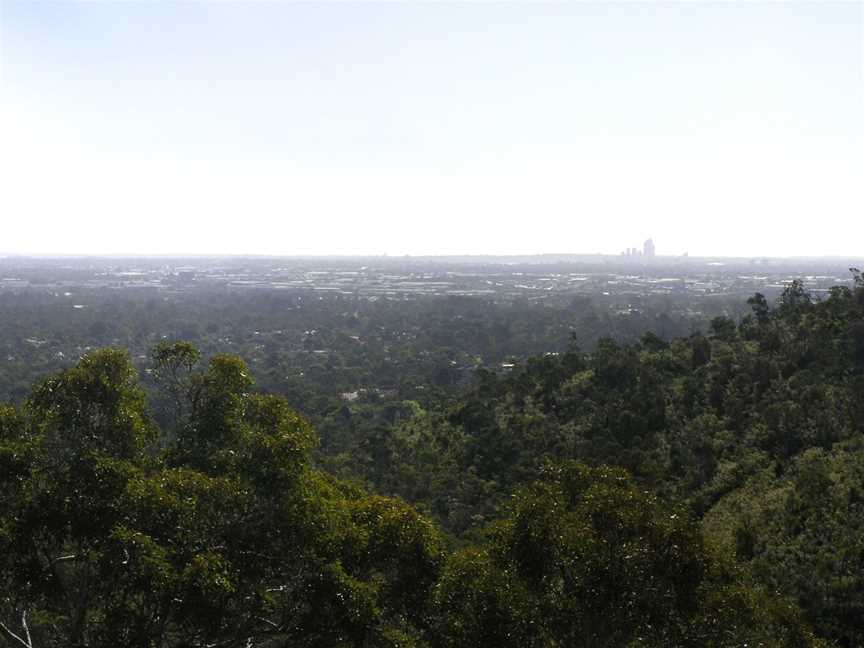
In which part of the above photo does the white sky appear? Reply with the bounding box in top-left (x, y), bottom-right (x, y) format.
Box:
top-left (1, 1), bottom-right (863, 257)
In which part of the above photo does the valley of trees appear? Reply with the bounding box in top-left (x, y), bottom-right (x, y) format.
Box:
top-left (3, 271), bottom-right (864, 645)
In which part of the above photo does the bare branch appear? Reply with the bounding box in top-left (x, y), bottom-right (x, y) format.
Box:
top-left (0, 614), bottom-right (33, 648)
top-left (21, 610), bottom-right (32, 648)
top-left (255, 617), bottom-right (280, 630)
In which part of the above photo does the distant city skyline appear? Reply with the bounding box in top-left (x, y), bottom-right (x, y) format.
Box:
top-left (1, 1), bottom-right (862, 257)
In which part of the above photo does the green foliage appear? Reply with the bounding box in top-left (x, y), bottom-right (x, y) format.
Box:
top-left (29, 348), bottom-right (155, 462)
top-left (434, 463), bottom-right (822, 647)
top-left (705, 443), bottom-right (864, 647)
top-left (344, 272), bottom-right (864, 644)
top-left (0, 348), bottom-right (444, 647)
top-left (151, 339), bottom-right (201, 428)
top-left (7, 271), bottom-right (864, 645)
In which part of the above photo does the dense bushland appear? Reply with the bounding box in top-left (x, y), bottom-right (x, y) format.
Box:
top-left (0, 341), bottom-right (821, 646)
top-left (5, 272), bottom-right (864, 645)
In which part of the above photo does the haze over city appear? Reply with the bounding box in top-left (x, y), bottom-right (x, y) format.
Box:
top-left (2, 1), bottom-right (863, 257)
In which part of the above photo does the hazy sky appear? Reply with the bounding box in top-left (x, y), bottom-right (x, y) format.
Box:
top-left (1, 1), bottom-right (862, 257)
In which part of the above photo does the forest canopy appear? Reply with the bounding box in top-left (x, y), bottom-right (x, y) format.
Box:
top-left (4, 272), bottom-right (864, 645)
top-left (0, 344), bottom-right (822, 647)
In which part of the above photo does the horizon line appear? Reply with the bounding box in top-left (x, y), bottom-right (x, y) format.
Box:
top-left (2, 252), bottom-right (863, 262)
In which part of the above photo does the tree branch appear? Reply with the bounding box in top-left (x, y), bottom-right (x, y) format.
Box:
top-left (0, 610), bottom-right (34, 648)
top-left (255, 617), bottom-right (280, 630)
top-left (21, 610), bottom-right (32, 648)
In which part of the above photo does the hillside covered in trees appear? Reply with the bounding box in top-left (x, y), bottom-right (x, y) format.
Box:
top-left (3, 271), bottom-right (864, 646)
top-left (339, 273), bottom-right (864, 646)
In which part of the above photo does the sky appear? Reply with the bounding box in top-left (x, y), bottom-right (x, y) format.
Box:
top-left (1, 0), bottom-right (862, 257)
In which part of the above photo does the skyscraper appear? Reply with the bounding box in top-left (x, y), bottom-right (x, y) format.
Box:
top-left (643, 239), bottom-right (656, 257)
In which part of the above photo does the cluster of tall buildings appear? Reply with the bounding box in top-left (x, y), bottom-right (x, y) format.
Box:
top-left (621, 239), bottom-right (656, 258)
